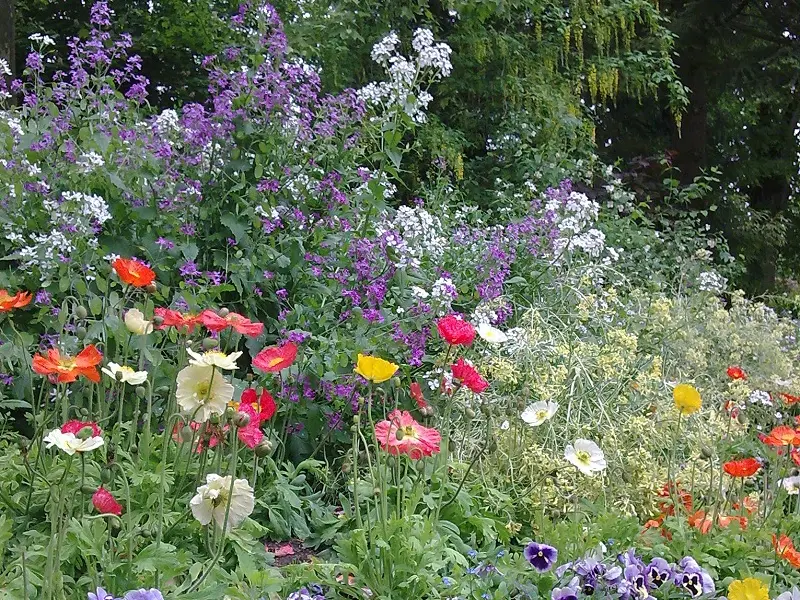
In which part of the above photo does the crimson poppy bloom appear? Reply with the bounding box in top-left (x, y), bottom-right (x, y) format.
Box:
top-left (112, 257), bottom-right (155, 287)
top-left (92, 486), bottom-right (123, 516)
top-left (253, 342), bottom-right (298, 373)
top-left (437, 315), bottom-right (476, 346)
top-left (32, 345), bottom-right (102, 383)
top-left (0, 289), bottom-right (32, 312)
top-left (781, 392), bottom-right (800, 405)
top-left (61, 420), bottom-right (102, 437)
top-left (154, 307), bottom-right (200, 333)
top-left (373, 410), bottom-right (441, 459)
top-left (726, 366), bottom-right (747, 380)
top-left (240, 387), bottom-right (277, 421)
top-left (451, 358), bottom-right (489, 393)
top-left (410, 381), bottom-right (428, 409)
top-left (236, 401), bottom-right (265, 449)
top-left (760, 425), bottom-right (800, 446)
top-left (199, 309), bottom-right (264, 337)
top-left (723, 457), bottom-right (761, 477)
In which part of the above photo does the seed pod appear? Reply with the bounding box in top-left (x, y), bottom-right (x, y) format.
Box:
top-left (145, 283), bottom-right (157, 294)
top-left (218, 308), bottom-right (230, 317)
top-left (254, 440), bottom-right (273, 457)
top-left (100, 468), bottom-right (113, 484)
top-left (395, 429), bottom-right (405, 441)
top-left (135, 386), bottom-right (146, 399)
top-left (233, 411), bottom-right (251, 428)
top-left (465, 408), bottom-right (476, 419)
top-left (75, 305), bottom-right (88, 319)
top-left (202, 337), bottom-right (219, 350)
top-left (76, 326), bottom-right (87, 340)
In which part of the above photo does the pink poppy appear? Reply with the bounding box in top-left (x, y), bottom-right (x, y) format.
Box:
top-left (373, 410), bottom-right (441, 459)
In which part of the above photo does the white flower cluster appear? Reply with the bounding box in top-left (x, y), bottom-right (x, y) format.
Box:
top-left (1, 112), bottom-right (23, 137)
top-left (154, 109), bottom-right (181, 133)
top-left (76, 151), bottom-right (106, 173)
top-left (377, 205), bottom-right (446, 269)
top-left (354, 169), bottom-right (396, 200)
top-left (697, 270), bottom-right (727, 294)
top-left (358, 29), bottom-right (452, 125)
top-left (430, 276), bottom-right (458, 313)
top-left (748, 390), bottom-right (773, 406)
top-left (28, 33), bottom-right (56, 47)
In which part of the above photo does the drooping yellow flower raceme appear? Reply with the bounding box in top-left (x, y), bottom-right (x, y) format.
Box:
top-left (354, 354), bottom-right (398, 384)
top-left (728, 578), bottom-right (769, 600)
top-left (673, 383), bottom-right (702, 415)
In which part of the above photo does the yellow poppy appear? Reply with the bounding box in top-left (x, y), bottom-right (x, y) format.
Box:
top-left (673, 383), bottom-right (702, 415)
top-left (354, 354), bottom-right (398, 384)
top-left (728, 578), bottom-right (769, 600)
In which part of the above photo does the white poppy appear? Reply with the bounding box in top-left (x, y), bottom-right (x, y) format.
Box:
top-left (101, 362), bottom-right (148, 385)
top-left (564, 439), bottom-right (607, 476)
top-left (521, 401), bottom-right (559, 426)
top-left (175, 364), bottom-right (233, 422)
top-left (187, 348), bottom-right (242, 371)
top-left (781, 476), bottom-right (800, 495)
top-left (477, 323), bottom-right (508, 344)
top-left (124, 308), bottom-right (153, 335)
top-left (43, 429), bottom-right (104, 455)
top-left (190, 473), bottom-right (255, 532)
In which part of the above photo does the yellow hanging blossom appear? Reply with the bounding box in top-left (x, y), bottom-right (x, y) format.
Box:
top-left (673, 383), bottom-right (702, 415)
top-left (354, 354), bottom-right (398, 384)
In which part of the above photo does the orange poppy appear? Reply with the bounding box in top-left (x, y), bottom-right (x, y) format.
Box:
top-left (781, 393), bottom-right (800, 406)
top-left (726, 366), bottom-right (747, 380)
top-left (723, 457), bottom-right (762, 477)
top-left (657, 481), bottom-right (693, 515)
top-left (718, 515), bottom-right (748, 530)
top-left (760, 425), bottom-right (800, 446)
top-left (774, 534), bottom-right (800, 568)
top-left (113, 257), bottom-right (155, 287)
top-left (252, 342), bottom-right (298, 373)
top-left (688, 510), bottom-right (713, 534)
top-left (154, 307), bottom-right (200, 333)
top-left (732, 496), bottom-right (758, 514)
top-left (0, 289), bottom-right (32, 312)
top-left (198, 309), bottom-right (264, 337)
top-left (32, 345), bottom-right (102, 383)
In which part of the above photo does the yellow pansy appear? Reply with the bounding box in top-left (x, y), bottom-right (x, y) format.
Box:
top-left (354, 354), bottom-right (398, 383)
top-left (673, 383), bottom-right (702, 415)
top-left (728, 578), bottom-right (769, 600)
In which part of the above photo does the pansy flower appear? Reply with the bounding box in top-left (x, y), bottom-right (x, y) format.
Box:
top-left (32, 344), bottom-right (102, 383)
top-left (524, 542), bottom-right (558, 572)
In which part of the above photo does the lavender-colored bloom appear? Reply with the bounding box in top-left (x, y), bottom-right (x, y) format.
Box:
top-left (155, 237), bottom-right (174, 250)
top-left (88, 589), bottom-right (117, 600)
top-left (524, 542), bottom-right (558, 572)
top-left (123, 591), bottom-right (163, 600)
top-left (0, 373), bottom-right (12, 385)
top-left (276, 288), bottom-right (288, 300)
top-left (647, 558), bottom-right (673, 588)
top-left (552, 587), bottom-right (579, 600)
top-left (675, 558), bottom-right (715, 597)
top-left (35, 289), bottom-right (51, 305)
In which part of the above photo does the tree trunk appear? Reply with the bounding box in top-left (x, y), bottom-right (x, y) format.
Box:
top-left (0, 0), bottom-right (14, 89)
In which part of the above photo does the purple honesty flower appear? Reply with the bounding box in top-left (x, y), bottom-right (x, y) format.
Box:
top-left (0, 374), bottom-right (12, 386)
top-left (88, 588), bottom-right (117, 600)
top-left (123, 591), bottom-right (164, 600)
top-left (35, 289), bottom-right (51, 305)
top-left (155, 237), bottom-right (174, 250)
top-left (524, 542), bottom-right (558, 572)
top-left (276, 288), bottom-right (288, 300)
top-left (179, 260), bottom-right (201, 277)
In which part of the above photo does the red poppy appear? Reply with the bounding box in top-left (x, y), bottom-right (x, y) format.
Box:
top-left (373, 410), bottom-right (441, 459)
top-left (92, 486), bottom-right (123, 516)
top-left (688, 510), bottom-right (713, 534)
top-left (760, 425), bottom-right (800, 446)
top-left (253, 342), bottom-right (298, 373)
top-left (718, 515), bottom-right (748, 530)
top-left (154, 307), bottom-right (200, 333)
top-left (410, 381), bottom-right (428, 410)
top-left (792, 449), bottom-right (800, 468)
top-left (198, 309), bottom-right (264, 337)
top-left (726, 366), bottom-right (747, 380)
top-left (236, 401), bottom-right (265, 449)
top-left (723, 400), bottom-right (740, 419)
top-left (731, 496), bottom-right (758, 514)
top-left (32, 344), bottom-right (102, 383)
top-left (437, 315), bottom-right (476, 346)
top-left (0, 289), bottom-right (32, 312)
top-left (723, 457), bottom-right (761, 477)
top-left (61, 420), bottom-right (102, 437)
top-left (451, 358), bottom-right (489, 394)
top-left (657, 481), bottom-right (693, 515)
top-left (240, 387), bottom-right (276, 422)
top-left (774, 534), bottom-right (800, 568)
top-left (112, 257), bottom-right (155, 287)
top-left (782, 393), bottom-right (800, 406)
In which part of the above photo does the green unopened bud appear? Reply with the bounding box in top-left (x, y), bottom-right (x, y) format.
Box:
top-left (737, 412), bottom-right (747, 425)
top-left (180, 425), bottom-right (194, 442)
top-left (254, 439), bottom-right (273, 457)
top-left (233, 412), bottom-right (251, 428)
top-left (75, 305), bottom-right (88, 319)
top-left (115, 370), bottom-right (125, 381)
top-left (448, 440), bottom-right (456, 453)
top-left (140, 527), bottom-right (153, 539)
top-left (373, 487), bottom-right (381, 497)
top-left (235, 250), bottom-right (243, 258)
top-left (145, 283), bottom-right (158, 294)
top-left (246, 373), bottom-right (254, 382)
top-left (135, 386), bottom-right (146, 399)
top-left (209, 413), bottom-right (220, 425)
top-left (202, 337), bottom-right (219, 350)
top-left (395, 429), bottom-right (405, 441)
top-left (152, 315), bottom-right (164, 326)
top-left (79, 407), bottom-right (90, 417)
top-left (224, 406), bottom-right (235, 419)
top-left (77, 426), bottom-right (94, 440)
top-left (76, 326), bottom-right (87, 340)
top-left (100, 468), bottom-right (113, 484)
top-left (700, 446), bottom-right (713, 459)
top-left (352, 414), bottom-right (360, 425)
top-left (341, 462), bottom-right (351, 474)
top-left (109, 515), bottom-right (122, 531)
top-left (465, 408), bottom-right (476, 419)
top-left (391, 376), bottom-right (401, 388)
top-left (81, 484), bottom-right (97, 495)
top-left (17, 438), bottom-right (28, 453)
top-left (218, 308), bottom-right (230, 317)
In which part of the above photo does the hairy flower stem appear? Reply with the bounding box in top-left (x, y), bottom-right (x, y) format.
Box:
top-left (44, 454), bottom-right (73, 600)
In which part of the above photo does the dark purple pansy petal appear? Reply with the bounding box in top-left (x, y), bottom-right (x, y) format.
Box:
top-left (524, 541), bottom-right (558, 572)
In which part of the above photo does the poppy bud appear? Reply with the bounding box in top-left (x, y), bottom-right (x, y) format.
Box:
top-left (254, 440), bottom-right (273, 457)
top-left (233, 411), bottom-right (251, 428)
top-left (700, 446), bottom-right (713, 459)
top-left (81, 484), bottom-right (97, 495)
top-left (737, 412), bottom-right (747, 424)
top-left (76, 326), bottom-right (87, 340)
top-left (17, 438), bottom-right (28, 453)
top-left (209, 413), bottom-right (220, 424)
top-left (75, 305), bottom-right (88, 319)
top-left (115, 370), bottom-right (125, 381)
top-left (373, 487), bottom-right (381, 497)
top-left (395, 429), bottom-right (405, 441)
top-left (100, 468), bottom-right (113, 484)
top-left (140, 527), bottom-right (153, 539)
top-left (145, 283), bottom-right (157, 294)
top-left (426, 406), bottom-right (437, 417)
top-left (465, 408), bottom-right (476, 419)
top-left (235, 250), bottom-right (243, 258)
top-left (180, 425), bottom-right (193, 442)
top-left (391, 376), bottom-right (401, 388)
top-left (202, 337), bottom-right (219, 350)
top-left (79, 407), bottom-right (90, 416)
top-left (152, 315), bottom-right (164, 326)
top-left (109, 516), bottom-right (122, 531)
top-left (246, 373), bottom-right (254, 382)
top-left (341, 462), bottom-right (351, 474)
top-left (352, 415), bottom-right (360, 425)
top-left (448, 440), bottom-right (456, 453)
top-left (218, 308), bottom-right (230, 317)
top-left (224, 406), bottom-right (235, 419)
top-left (135, 386), bottom-right (146, 399)
top-left (77, 426), bottom-right (95, 440)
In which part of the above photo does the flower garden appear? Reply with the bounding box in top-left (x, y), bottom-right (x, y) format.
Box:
top-left (2, 2), bottom-right (800, 599)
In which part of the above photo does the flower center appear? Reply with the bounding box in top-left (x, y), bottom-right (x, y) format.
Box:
top-left (536, 410), bottom-right (548, 420)
top-left (575, 450), bottom-right (591, 464)
top-left (400, 425), bottom-right (416, 438)
top-left (56, 358), bottom-right (76, 372)
top-left (196, 381), bottom-right (211, 398)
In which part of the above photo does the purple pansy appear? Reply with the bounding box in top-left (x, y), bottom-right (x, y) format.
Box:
top-left (524, 541), bottom-right (558, 572)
